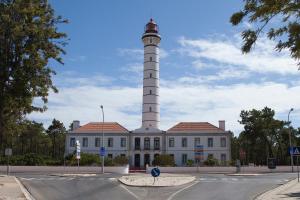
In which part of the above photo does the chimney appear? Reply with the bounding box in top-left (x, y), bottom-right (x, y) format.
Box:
top-left (72, 120), bottom-right (80, 130)
top-left (219, 120), bottom-right (225, 131)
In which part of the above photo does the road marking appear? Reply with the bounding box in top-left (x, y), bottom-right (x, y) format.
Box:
top-left (167, 181), bottom-right (199, 200)
top-left (119, 184), bottom-right (139, 200)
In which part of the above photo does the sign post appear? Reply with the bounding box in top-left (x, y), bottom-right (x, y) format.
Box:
top-left (5, 148), bottom-right (12, 175)
top-left (289, 146), bottom-right (300, 182)
top-left (76, 140), bottom-right (81, 171)
top-left (151, 167), bottom-right (160, 184)
top-left (195, 145), bottom-right (204, 172)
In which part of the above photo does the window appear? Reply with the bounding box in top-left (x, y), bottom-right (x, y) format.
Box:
top-left (150, 57), bottom-right (152, 61)
top-left (108, 154), bottom-right (113, 159)
top-left (194, 138), bottom-right (200, 147)
top-left (82, 137), bottom-right (88, 147)
top-left (70, 138), bottom-right (75, 147)
top-left (150, 38), bottom-right (152, 43)
top-left (154, 137), bottom-right (160, 150)
top-left (150, 73), bottom-right (152, 78)
top-left (144, 137), bottom-right (150, 150)
top-left (121, 138), bottom-right (126, 147)
top-left (95, 137), bottom-right (100, 147)
top-left (135, 137), bottom-right (141, 150)
top-left (169, 138), bottom-right (175, 147)
top-left (208, 138), bottom-right (213, 147)
top-left (108, 138), bottom-right (113, 147)
top-left (182, 137), bottom-right (187, 147)
top-left (221, 137), bottom-right (226, 147)
top-left (121, 154), bottom-right (126, 157)
top-left (182, 154), bottom-right (187, 165)
top-left (149, 107), bottom-right (152, 112)
top-left (149, 90), bottom-right (152, 95)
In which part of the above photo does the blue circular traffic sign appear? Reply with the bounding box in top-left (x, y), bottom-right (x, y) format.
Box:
top-left (151, 167), bottom-right (160, 177)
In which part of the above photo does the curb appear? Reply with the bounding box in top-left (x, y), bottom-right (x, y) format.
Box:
top-left (14, 177), bottom-right (35, 200)
top-left (255, 178), bottom-right (297, 200)
top-left (118, 176), bottom-right (196, 187)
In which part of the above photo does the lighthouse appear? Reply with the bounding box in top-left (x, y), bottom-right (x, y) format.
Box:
top-left (140, 18), bottom-right (161, 131)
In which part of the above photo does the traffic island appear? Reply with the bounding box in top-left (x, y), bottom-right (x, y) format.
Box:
top-left (226, 173), bottom-right (263, 176)
top-left (118, 173), bottom-right (196, 187)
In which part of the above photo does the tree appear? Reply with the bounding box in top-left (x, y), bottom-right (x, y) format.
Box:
top-left (0, 0), bottom-right (68, 152)
top-left (238, 107), bottom-right (290, 165)
top-left (230, 0), bottom-right (300, 67)
top-left (46, 119), bottom-right (66, 159)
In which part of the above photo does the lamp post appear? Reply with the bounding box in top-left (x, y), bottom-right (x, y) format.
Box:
top-left (100, 105), bottom-right (105, 174)
top-left (288, 108), bottom-right (294, 172)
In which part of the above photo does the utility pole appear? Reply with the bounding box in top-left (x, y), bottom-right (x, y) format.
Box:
top-left (100, 105), bottom-right (105, 174)
top-left (288, 108), bottom-right (294, 172)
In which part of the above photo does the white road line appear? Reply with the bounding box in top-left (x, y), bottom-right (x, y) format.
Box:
top-left (119, 184), bottom-right (139, 200)
top-left (167, 181), bottom-right (199, 200)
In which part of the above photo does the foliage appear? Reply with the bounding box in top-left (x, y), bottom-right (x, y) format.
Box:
top-left (0, 153), bottom-right (60, 166)
top-left (0, 0), bottom-right (68, 152)
top-left (46, 119), bottom-right (66, 159)
top-left (204, 154), bottom-right (219, 166)
top-left (230, 0), bottom-right (300, 67)
top-left (186, 159), bottom-right (194, 167)
top-left (152, 154), bottom-right (175, 166)
top-left (235, 107), bottom-right (299, 165)
top-left (113, 155), bottom-right (129, 166)
top-left (66, 153), bottom-right (100, 166)
top-left (65, 153), bottom-right (129, 166)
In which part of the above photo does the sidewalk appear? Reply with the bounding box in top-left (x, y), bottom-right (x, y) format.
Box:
top-left (256, 178), bottom-right (300, 199)
top-left (0, 175), bottom-right (32, 200)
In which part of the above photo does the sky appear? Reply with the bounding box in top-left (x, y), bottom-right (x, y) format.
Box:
top-left (29, 0), bottom-right (300, 135)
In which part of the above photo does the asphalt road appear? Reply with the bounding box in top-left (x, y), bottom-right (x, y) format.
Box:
top-left (16, 173), bottom-right (296, 200)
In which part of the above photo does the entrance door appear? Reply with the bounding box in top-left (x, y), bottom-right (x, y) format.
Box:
top-left (134, 154), bottom-right (140, 167)
top-left (144, 154), bottom-right (150, 166)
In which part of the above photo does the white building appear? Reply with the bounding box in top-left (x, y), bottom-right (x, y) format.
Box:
top-left (65, 19), bottom-right (231, 167)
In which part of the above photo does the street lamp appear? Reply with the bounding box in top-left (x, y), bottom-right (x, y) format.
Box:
top-left (288, 108), bottom-right (294, 172)
top-left (100, 105), bottom-right (105, 174)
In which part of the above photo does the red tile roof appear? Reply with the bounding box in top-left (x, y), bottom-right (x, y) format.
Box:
top-left (73, 122), bottom-right (128, 133)
top-left (167, 122), bottom-right (224, 132)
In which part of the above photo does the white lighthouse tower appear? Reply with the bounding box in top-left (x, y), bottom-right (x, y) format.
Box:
top-left (136, 18), bottom-right (161, 132)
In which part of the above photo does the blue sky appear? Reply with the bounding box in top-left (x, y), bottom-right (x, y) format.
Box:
top-left (29, 1), bottom-right (300, 134)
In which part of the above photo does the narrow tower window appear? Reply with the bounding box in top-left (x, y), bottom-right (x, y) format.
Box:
top-left (150, 38), bottom-right (152, 43)
top-left (149, 107), bottom-right (152, 112)
top-left (150, 73), bottom-right (152, 78)
top-left (150, 57), bottom-right (152, 61)
top-left (149, 90), bottom-right (152, 95)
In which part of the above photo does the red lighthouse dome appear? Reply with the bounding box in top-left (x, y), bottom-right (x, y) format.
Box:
top-left (145, 18), bottom-right (159, 33)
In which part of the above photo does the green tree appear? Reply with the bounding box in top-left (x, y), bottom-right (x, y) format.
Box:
top-left (230, 0), bottom-right (300, 67)
top-left (46, 119), bottom-right (66, 159)
top-left (238, 107), bottom-right (290, 165)
top-left (0, 0), bottom-right (68, 153)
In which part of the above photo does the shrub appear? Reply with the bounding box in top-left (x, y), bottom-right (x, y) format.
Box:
top-left (204, 155), bottom-right (219, 166)
top-left (66, 153), bottom-right (100, 166)
top-left (113, 155), bottom-right (128, 166)
top-left (186, 159), bottom-right (194, 167)
top-left (152, 154), bottom-right (175, 166)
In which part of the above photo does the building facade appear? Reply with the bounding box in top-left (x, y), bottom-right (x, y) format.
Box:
top-left (65, 19), bottom-right (231, 167)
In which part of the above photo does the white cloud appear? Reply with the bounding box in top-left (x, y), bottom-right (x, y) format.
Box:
top-left (178, 35), bottom-right (299, 75)
top-left (29, 78), bottom-right (300, 135)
